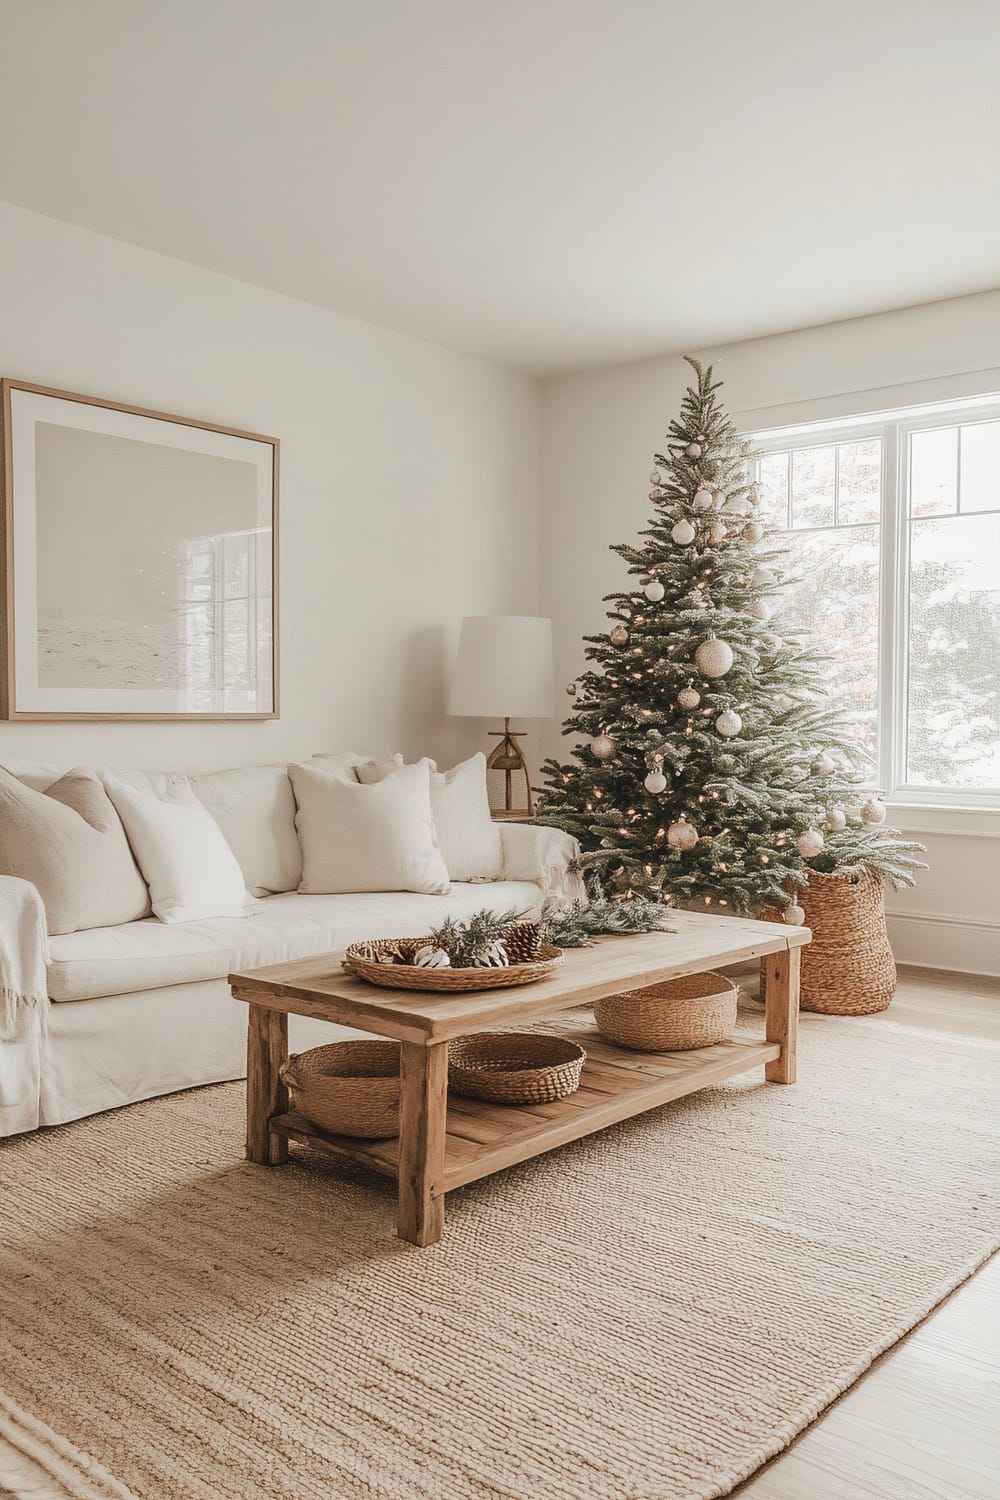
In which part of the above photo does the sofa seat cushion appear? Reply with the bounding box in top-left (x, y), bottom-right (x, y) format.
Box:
top-left (46, 881), bottom-right (541, 1003)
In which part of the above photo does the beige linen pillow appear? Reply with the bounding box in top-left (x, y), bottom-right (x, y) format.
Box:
top-left (288, 760), bottom-right (450, 895)
top-left (354, 752), bottom-right (502, 882)
top-left (191, 764), bottom-right (303, 896)
top-left (0, 766), bottom-right (150, 935)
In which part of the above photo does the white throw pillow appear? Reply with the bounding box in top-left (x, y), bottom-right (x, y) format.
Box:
top-left (191, 764), bottom-right (302, 897)
top-left (428, 753), bottom-right (503, 881)
top-left (311, 750), bottom-right (403, 784)
top-left (288, 760), bottom-right (450, 895)
top-left (104, 773), bottom-right (248, 923)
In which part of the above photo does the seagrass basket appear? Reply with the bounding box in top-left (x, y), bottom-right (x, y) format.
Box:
top-left (760, 870), bottom-right (896, 1015)
top-left (448, 1032), bottom-right (585, 1104)
top-left (594, 971), bottom-right (738, 1051)
top-left (343, 939), bottom-right (563, 992)
top-left (279, 1040), bottom-right (401, 1138)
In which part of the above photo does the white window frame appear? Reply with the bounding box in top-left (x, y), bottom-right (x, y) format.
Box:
top-left (750, 391), bottom-right (1000, 814)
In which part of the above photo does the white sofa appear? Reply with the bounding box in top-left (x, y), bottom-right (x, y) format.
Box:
top-left (0, 756), bottom-right (580, 1139)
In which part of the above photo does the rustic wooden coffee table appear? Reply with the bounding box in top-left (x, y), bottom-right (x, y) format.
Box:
top-left (230, 910), bottom-right (808, 1247)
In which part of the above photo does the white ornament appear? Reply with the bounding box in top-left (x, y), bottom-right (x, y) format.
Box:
top-left (649, 469), bottom-right (663, 485)
top-left (707, 521), bottom-right (727, 545)
top-left (644, 770), bottom-right (668, 794)
top-left (474, 941), bottom-right (510, 969)
top-left (566, 681), bottom-right (577, 696)
top-left (812, 751), bottom-right (835, 776)
top-left (796, 829), bottom-right (825, 858)
top-left (750, 599), bottom-right (771, 621)
top-left (590, 733), bottom-right (617, 760)
top-left (671, 519), bottom-right (696, 545)
top-left (414, 945), bottom-right (451, 969)
top-left (751, 566), bottom-right (776, 589)
top-left (685, 442), bottom-right (702, 458)
top-left (695, 638), bottom-right (734, 678)
top-left (742, 521), bottom-right (764, 543)
top-left (774, 693), bottom-right (793, 711)
top-left (610, 624), bottom-right (629, 646)
top-left (788, 764), bottom-right (808, 781)
top-left (825, 806), bottom-right (847, 832)
top-left (783, 903), bottom-right (806, 927)
top-left (644, 579), bottom-right (665, 602)
top-left (693, 486), bottom-right (714, 510)
top-left (715, 708), bottom-right (743, 738)
top-left (677, 686), bottom-right (701, 710)
top-left (667, 820), bottom-right (699, 851)
top-left (862, 797), bottom-right (887, 824)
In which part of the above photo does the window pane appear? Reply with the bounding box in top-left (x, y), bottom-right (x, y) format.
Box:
top-left (781, 525), bottom-right (881, 763)
top-left (791, 446), bottom-right (835, 528)
top-left (758, 451), bottom-right (789, 528)
top-left (837, 439), bottom-right (881, 523)
top-left (959, 420), bottom-right (1000, 513)
top-left (910, 427), bottom-right (957, 516)
top-left (906, 514), bottom-right (1000, 789)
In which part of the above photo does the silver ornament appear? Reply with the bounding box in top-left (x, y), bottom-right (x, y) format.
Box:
top-left (825, 806), bottom-right (847, 832)
top-left (649, 469), bottom-right (662, 485)
top-left (796, 829), bottom-right (825, 858)
top-left (742, 521), bottom-right (764, 543)
top-left (708, 521), bottom-right (727, 544)
top-left (671, 519), bottom-right (696, 545)
top-left (566, 681), bottom-right (577, 696)
top-left (677, 686), bottom-right (701, 710)
top-left (644, 579), bottom-right (665, 602)
top-left (862, 797), bottom-right (887, 824)
top-left (590, 733), bottom-right (617, 760)
top-left (610, 624), bottom-right (629, 646)
top-left (715, 708), bottom-right (743, 738)
top-left (694, 638), bottom-right (734, 678)
top-left (783, 903), bottom-right (806, 927)
top-left (667, 820), bottom-right (699, 851)
top-left (685, 442), bottom-right (702, 458)
top-left (644, 770), bottom-right (668, 794)
top-left (693, 486), bottom-right (714, 510)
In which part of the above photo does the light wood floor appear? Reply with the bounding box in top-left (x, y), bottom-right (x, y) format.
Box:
top-left (734, 965), bottom-right (1000, 1500)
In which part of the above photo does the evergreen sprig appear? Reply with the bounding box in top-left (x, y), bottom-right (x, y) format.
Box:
top-left (427, 908), bottom-right (521, 967)
top-left (538, 884), bottom-right (674, 948)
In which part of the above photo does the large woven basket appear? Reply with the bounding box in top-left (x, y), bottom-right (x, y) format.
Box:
top-left (448, 1032), bottom-right (585, 1104)
top-left (343, 938), bottom-right (563, 992)
top-left (279, 1040), bottom-right (401, 1138)
top-left (594, 971), bottom-right (738, 1051)
top-left (761, 870), bottom-right (896, 1015)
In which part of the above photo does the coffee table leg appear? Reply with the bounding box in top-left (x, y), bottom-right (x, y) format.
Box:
top-left (246, 1004), bottom-right (289, 1164)
top-left (397, 1040), bottom-right (448, 1246)
top-left (764, 946), bottom-right (800, 1084)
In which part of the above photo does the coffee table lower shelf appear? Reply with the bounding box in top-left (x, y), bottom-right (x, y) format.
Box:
top-left (268, 1031), bottom-right (781, 1195)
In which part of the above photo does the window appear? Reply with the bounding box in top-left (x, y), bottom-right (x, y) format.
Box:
top-left (751, 398), bottom-right (1000, 805)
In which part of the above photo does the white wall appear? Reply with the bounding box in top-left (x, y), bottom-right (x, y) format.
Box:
top-left (0, 201), bottom-right (541, 773)
top-left (540, 293), bottom-right (1000, 974)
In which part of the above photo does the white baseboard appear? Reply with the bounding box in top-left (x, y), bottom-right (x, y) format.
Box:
top-left (886, 909), bottom-right (1000, 977)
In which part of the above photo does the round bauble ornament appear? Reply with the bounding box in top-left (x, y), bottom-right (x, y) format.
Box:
top-left (715, 708), bottom-right (743, 738)
top-left (783, 903), bottom-right (806, 927)
top-left (774, 693), bottom-right (793, 711)
top-left (590, 733), bottom-right (617, 760)
top-left (742, 520), bottom-right (764, 543)
top-left (414, 945), bottom-right (451, 969)
top-left (693, 485), bottom-right (714, 510)
top-left (566, 681), bottom-right (577, 696)
top-left (685, 442), bottom-right (702, 458)
top-left (825, 805), bottom-right (847, 832)
top-left (750, 599), bottom-right (771, 621)
top-left (752, 566), bottom-right (777, 589)
top-left (694, 638), bottom-right (734, 678)
top-left (649, 469), bottom-right (663, 485)
top-left (707, 521), bottom-right (727, 545)
top-left (671, 519), bottom-right (696, 545)
top-left (677, 686), bottom-right (701, 710)
top-left (796, 828), bottom-right (825, 858)
top-left (862, 796), bottom-right (887, 824)
top-left (644, 770), bottom-right (668, 795)
top-left (609, 624), bottom-right (629, 647)
top-left (644, 579), bottom-right (665, 602)
top-left (667, 819), bottom-right (699, 851)
top-left (812, 751), bottom-right (835, 776)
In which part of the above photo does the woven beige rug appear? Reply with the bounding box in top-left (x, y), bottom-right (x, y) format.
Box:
top-left (1, 1006), bottom-right (997, 1500)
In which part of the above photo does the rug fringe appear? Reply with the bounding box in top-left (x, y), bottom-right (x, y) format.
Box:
top-left (0, 1391), bottom-right (136, 1500)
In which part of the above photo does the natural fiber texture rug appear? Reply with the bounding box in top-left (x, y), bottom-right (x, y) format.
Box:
top-left (1, 1006), bottom-right (997, 1500)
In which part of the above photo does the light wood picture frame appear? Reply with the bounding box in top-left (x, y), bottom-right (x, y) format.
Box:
top-left (0, 380), bottom-right (279, 720)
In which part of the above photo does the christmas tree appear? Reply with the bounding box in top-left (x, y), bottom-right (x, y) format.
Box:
top-left (536, 358), bottom-right (924, 922)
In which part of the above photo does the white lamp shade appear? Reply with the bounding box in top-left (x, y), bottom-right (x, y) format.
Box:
top-left (449, 615), bottom-right (555, 719)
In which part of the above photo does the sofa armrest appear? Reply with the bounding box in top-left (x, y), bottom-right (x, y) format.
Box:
top-left (0, 875), bottom-right (49, 1042)
top-left (499, 824), bottom-right (584, 905)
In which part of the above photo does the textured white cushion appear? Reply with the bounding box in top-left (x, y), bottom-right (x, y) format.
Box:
top-left (104, 773), bottom-right (248, 923)
top-left (289, 760), bottom-right (450, 895)
top-left (191, 765), bottom-right (302, 897)
top-left (428, 753), bottom-right (503, 881)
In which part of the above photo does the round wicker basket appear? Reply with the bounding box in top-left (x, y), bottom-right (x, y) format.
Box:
top-left (761, 870), bottom-right (896, 1015)
top-left (448, 1032), bottom-right (585, 1104)
top-left (343, 939), bottom-right (563, 992)
top-left (279, 1040), bottom-right (401, 1139)
top-left (594, 971), bottom-right (738, 1051)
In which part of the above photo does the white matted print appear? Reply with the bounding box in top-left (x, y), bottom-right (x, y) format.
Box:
top-left (1, 382), bottom-right (278, 719)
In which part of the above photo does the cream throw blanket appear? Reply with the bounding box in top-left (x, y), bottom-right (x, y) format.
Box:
top-left (0, 877), bottom-right (49, 1041)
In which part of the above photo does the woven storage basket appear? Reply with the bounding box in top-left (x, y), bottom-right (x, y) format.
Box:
top-left (594, 971), bottom-right (738, 1051)
top-left (448, 1032), bottom-right (585, 1104)
top-left (343, 939), bottom-right (563, 992)
top-left (279, 1040), bottom-right (400, 1139)
top-left (761, 870), bottom-right (896, 1015)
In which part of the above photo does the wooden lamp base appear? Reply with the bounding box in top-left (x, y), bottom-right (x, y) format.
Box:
top-left (486, 717), bottom-right (533, 815)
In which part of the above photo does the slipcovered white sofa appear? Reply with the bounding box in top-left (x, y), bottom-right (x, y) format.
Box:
top-left (0, 755), bottom-right (580, 1138)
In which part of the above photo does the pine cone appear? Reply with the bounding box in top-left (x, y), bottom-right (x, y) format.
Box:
top-left (501, 921), bottom-right (545, 962)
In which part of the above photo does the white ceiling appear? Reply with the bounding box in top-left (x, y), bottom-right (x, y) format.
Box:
top-left (1, 1), bottom-right (998, 374)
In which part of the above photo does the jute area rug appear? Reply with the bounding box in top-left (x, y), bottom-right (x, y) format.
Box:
top-left (1, 1005), bottom-right (997, 1500)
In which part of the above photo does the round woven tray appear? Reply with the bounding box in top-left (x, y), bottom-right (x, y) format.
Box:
top-left (279, 1040), bottom-right (401, 1138)
top-left (343, 938), bottom-right (563, 992)
top-left (448, 1032), bottom-right (586, 1104)
top-left (761, 870), bottom-right (896, 1014)
top-left (594, 971), bottom-right (738, 1051)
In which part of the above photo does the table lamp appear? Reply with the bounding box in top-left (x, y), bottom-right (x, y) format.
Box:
top-left (449, 615), bottom-right (555, 815)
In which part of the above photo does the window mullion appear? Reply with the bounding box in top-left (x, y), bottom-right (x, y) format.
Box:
top-left (879, 423), bottom-right (905, 797)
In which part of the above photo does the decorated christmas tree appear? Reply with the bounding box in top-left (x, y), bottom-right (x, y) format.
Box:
top-left (537, 359), bottom-right (923, 923)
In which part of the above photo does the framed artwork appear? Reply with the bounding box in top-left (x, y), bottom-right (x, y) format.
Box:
top-left (0, 381), bottom-right (278, 720)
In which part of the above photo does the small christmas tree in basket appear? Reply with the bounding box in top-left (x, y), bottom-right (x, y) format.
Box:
top-left (535, 358), bottom-right (925, 1012)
